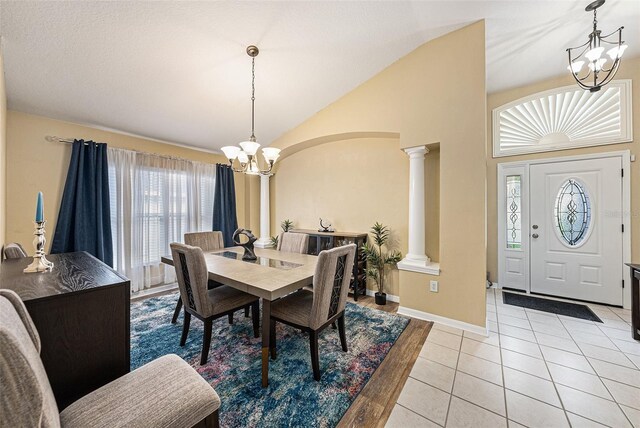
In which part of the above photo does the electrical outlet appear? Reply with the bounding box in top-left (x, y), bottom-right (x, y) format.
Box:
top-left (429, 280), bottom-right (438, 292)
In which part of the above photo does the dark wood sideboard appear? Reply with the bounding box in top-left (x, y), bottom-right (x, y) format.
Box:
top-left (626, 263), bottom-right (640, 341)
top-left (292, 229), bottom-right (368, 301)
top-left (0, 251), bottom-right (131, 410)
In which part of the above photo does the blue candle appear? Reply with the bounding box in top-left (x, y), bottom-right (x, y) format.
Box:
top-left (35, 192), bottom-right (44, 222)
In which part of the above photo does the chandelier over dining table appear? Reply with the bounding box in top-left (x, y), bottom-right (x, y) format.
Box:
top-left (221, 45), bottom-right (281, 175)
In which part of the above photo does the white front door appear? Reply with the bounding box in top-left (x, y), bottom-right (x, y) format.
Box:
top-left (529, 158), bottom-right (623, 305)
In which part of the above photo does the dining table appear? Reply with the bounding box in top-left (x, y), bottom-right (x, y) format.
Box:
top-left (161, 246), bottom-right (318, 387)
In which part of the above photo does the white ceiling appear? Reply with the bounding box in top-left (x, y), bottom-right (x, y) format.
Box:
top-left (1, 1), bottom-right (638, 152)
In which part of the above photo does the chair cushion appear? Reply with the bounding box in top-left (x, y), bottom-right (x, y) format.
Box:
top-left (0, 290), bottom-right (60, 428)
top-left (60, 354), bottom-right (220, 428)
top-left (271, 289), bottom-right (314, 328)
top-left (206, 285), bottom-right (259, 317)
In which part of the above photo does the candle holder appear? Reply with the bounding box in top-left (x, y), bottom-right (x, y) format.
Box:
top-left (23, 221), bottom-right (54, 273)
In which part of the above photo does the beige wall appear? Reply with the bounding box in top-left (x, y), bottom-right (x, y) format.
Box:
top-left (486, 57), bottom-right (640, 283)
top-left (272, 137), bottom-right (440, 296)
top-left (270, 22), bottom-right (487, 327)
top-left (5, 111), bottom-right (252, 251)
top-left (0, 51), bottom-right (6, 248)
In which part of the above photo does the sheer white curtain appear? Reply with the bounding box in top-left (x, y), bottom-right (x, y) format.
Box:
top-left (108, 148), bottom-right (216, 292)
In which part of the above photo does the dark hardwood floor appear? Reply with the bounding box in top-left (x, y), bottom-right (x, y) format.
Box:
top-left (338, 295), bottom-right (432, 428)
top-left (133, 288), bottom-right (432, 427)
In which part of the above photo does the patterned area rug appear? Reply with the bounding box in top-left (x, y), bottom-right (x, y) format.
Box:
top-left (131, 293), bottom-right (409, 428)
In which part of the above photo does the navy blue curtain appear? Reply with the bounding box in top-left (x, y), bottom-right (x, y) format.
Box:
top-left (51, 140), bottom-right (113, 266)
top-left (212, 164), bottom-right (238, 247)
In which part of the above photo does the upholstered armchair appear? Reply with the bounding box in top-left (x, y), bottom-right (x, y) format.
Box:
top-left (277, 232), bottom-right (309, 254)
top-left (171, 243), bottom-right (260, 365)
top-left (0, 289), bottom-right (221, 428)
top-left (269, 244), bottom-right (356, 381)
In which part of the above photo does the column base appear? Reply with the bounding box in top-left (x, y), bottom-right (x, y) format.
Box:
top-left (397, 256), bottom-right (440, 275)
top-left (255, 238), bottom-right (275, 248)
top-left (403, 253), bottom-right (430, 264)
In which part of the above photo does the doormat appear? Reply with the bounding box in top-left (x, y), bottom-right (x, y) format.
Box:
top-left (502, 292), bottom-right (603, 323)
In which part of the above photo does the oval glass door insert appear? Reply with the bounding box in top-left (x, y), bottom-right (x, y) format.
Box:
top-left (554, 179), bottom-right (592, 246)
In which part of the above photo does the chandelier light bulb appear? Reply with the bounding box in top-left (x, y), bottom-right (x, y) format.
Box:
top-left (262, 147), bottom-right (281, 163)
top-left (239, 141), bottom-right (260, 156)
top-left (585, 46), bottom-right (604, 62)
top-left (607, 44), bottom-right (628, 59)
top-left (237, 151), bottom-right (249, 164)
top-left (588, 58), bottom-right (607, 72)
top-left (567, 61), bottom-right (585, 73)
top-left (221, 146), bottom-right (241, 160)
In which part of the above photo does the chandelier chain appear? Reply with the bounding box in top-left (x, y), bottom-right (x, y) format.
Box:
top-left (251, 56), bottom-right (256, 140)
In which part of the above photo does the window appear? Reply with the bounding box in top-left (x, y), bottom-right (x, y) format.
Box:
top-left (108, 148), bottom-right (216, 292)
top-left (554, 179), bottom-right (591, 247)
top-left (493, 80), bottom-right (632, 157)
top-left (506, 175), bottom-right (522, 249)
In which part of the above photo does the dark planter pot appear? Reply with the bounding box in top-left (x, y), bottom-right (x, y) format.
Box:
top-left (374, 292), bottom-right (387, 305)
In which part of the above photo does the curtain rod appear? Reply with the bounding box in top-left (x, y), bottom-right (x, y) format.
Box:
top-left (45, 135), bottom-right (220, 166)
top-left (46, 135), bottom-right (95, 145)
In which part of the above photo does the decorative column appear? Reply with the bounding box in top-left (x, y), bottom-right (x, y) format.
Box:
top-left (255, 174), bottom-right (274, 248)
top-left (398, 145), bottom-right (430, 269)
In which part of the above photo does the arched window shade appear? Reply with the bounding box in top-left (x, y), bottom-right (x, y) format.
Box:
top-left (493, 80), bottom-right (632, 157)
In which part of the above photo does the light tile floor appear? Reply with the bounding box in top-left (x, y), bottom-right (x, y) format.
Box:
top-left (386, 287), bottom-right (640, 428)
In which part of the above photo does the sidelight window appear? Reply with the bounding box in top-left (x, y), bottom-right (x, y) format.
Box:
top-left (506, 175), bottom-right (522, 249)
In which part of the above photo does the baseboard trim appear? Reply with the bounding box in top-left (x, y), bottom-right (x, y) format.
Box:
top-left (397, 306), bottom-right (488, 336)
top-left (365, 289), bottom-right (400, 303)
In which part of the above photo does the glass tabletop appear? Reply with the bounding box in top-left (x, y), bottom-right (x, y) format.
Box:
top-left (213, 251), bottom-right (303, 270)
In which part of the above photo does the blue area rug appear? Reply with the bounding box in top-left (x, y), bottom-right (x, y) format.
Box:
top-left (131, 293), bottom-right (409, 428)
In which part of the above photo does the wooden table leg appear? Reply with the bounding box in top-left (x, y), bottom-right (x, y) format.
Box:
top-left (261, 298), bottom-right (271, 387)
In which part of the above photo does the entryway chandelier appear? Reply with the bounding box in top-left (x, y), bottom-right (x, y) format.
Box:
top-left (221, 45), bottom-right (281, 175)
top-left (566, 0), bottom-right (627, 93)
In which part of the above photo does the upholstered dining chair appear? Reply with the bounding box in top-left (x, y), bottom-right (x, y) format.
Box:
top-left (277, 232), bottom-right (309, 254)
top-left (170, 243), bottom-right (260, 365)
top-left (172, 231), bottom-right (226, 324)
top-left (269, 244), bottom-right (356, 381)
top-left (0, 289), bottom-right (221, 428)
top-left (2, 242), bottom-right (28, 261)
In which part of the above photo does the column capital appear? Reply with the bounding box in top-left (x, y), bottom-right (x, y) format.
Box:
top-left (403, 145), bottom-right (429, 158)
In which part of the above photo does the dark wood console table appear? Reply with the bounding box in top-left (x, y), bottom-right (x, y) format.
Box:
top-left (292, 229), bottom-right (368, 301)
top-left (0, 252), bottom-right (131, 409)
top-left (626, 263), bottom-right (640, 341)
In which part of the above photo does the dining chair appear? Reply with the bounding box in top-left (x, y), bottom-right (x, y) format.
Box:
top-left (277, 232), bottom-right (309, 254)
top-left (2, 242), bottom-right (28, 261)
top-left (172, 231), bottom-right (225, 324)
top-left (170, 243), bottom-right (260, 365)
top-left (269, 244), bottom-right (356, 381)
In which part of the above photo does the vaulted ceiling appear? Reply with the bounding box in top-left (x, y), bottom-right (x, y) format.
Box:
top-left (1, 1), bottom-right (638, 152)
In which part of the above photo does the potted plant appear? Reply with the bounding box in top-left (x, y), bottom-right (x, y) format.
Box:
top-left (361, 222), bottom-right (402, 305)
top-left (270, 219), bottom-right (294, 247)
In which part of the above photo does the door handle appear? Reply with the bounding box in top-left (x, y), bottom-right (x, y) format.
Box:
top-left (532, 233), bottom-right (539, 239)
top-left (532, 225), bottom-right (539, 229)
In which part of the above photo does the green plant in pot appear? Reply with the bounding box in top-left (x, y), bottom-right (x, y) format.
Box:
top-left (361, 222), bottom-right (402, 305)
top-left (270, 219), bottom-right (295, 247)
